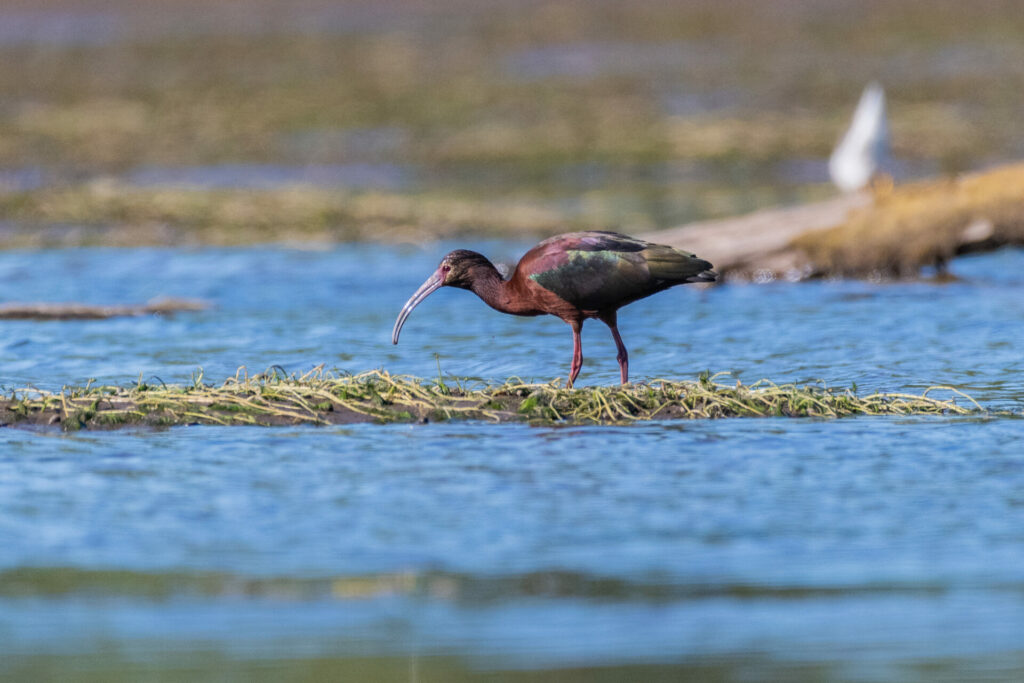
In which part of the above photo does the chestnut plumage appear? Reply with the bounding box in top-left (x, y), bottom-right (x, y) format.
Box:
top-left (393, 231), bottom-right (716, 387)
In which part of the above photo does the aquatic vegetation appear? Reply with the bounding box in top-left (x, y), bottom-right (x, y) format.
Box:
top-left (1, 0), bottom-right (1023, 249)
top-left (0, 368), bottom-right (985, 430)
top-left (0, 182), bottom-right (568, 248)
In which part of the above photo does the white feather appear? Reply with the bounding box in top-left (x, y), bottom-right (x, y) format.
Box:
top-left (829, 82), bottom-right (890, 192)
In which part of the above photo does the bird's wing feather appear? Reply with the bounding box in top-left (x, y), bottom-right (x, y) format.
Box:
top-left (523, 233), bottom-right (713, 310)
top-left (641, 245), bottom-right (715, 282)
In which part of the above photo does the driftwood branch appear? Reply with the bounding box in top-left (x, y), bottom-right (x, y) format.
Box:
top-left (644, 162), bottom-right (1024, 281)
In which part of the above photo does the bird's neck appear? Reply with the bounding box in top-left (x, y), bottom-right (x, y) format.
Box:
top-left (467, 263), bottom-right (528, 315)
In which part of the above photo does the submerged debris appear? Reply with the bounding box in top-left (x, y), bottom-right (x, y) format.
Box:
top-left (0, 368), bottom-right (983, 430)
top-left (0, 298), bottom-right (209, 320)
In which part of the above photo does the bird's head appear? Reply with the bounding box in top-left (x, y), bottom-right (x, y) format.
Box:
top-left (392, 250), bottom-right (493, 344)
top-left (436, 249), bottom-right (494, 289)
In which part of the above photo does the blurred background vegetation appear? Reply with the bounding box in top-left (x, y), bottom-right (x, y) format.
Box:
top-left (1, 0), bottom-right (1022, 246)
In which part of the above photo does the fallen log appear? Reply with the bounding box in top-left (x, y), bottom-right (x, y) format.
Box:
top-left (644, 162), bottom-right (1024, 281)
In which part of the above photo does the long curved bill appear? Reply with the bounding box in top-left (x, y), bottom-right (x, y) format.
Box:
top-left (392, 269), bottom-right (444, 344)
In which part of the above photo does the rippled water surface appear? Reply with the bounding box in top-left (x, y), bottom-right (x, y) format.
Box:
top-left (2, 245), bottom-right (1024, 681)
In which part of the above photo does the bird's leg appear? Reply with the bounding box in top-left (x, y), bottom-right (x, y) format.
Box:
top-left (568, 319), bottom-right (583, 388)
top-left (600, 312), bottom-right (629, 385)
top-left (611, 327), bottom-right (629, 385)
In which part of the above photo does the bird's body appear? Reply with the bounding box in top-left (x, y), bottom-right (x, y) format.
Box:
top-left (392, 231), bottom-right (716, 387)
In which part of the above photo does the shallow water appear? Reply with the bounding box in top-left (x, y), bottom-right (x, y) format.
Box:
top-left (1, 244), bottom-right (1024, 681)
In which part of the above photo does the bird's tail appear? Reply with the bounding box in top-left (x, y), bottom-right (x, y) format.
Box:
top-left (644, 246), bottom-right (717, 284)
top-left (685, 267), bottom-right (718, 284)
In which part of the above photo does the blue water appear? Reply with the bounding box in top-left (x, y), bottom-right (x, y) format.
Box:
top-left (1, 244), bottom-right (1024, 681)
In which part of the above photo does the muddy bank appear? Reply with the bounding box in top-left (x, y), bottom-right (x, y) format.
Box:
top-left (3, 161), bottom-right (1022, 283)
top-left (0, 183), bottom-right (564, 249)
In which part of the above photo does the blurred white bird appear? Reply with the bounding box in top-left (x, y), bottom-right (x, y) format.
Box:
top-left (829, 81), bottom-right (890, 192)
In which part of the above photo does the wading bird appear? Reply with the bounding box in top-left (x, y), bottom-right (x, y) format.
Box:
top-left (392, 231), bottom-right (716, 387)
top-left (829, 81), bottom-right (891, 193)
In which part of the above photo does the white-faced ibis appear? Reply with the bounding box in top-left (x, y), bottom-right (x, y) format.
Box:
top-left (392, 231), bottom-right (716, 387)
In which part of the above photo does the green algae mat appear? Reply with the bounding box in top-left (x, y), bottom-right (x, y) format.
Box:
top-left (0, 369), bottom-right (986, 430)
